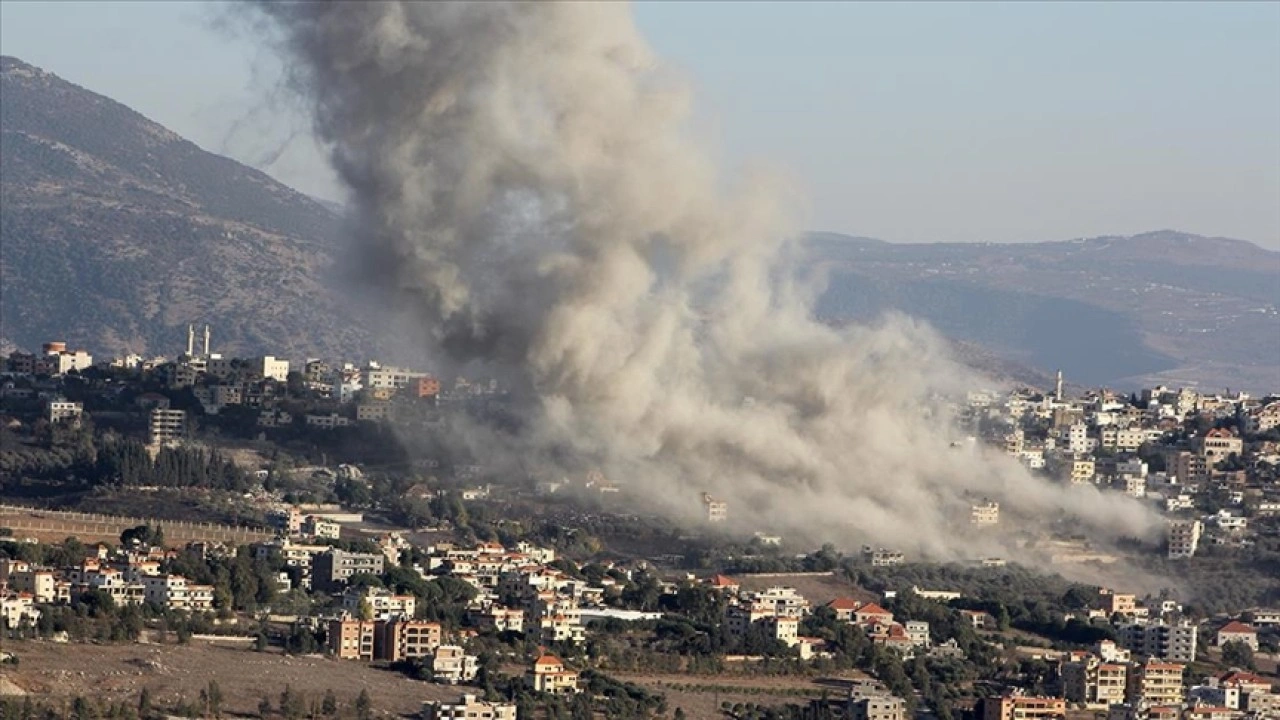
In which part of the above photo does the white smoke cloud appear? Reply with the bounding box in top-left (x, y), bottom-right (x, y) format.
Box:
top-left (248, 2), bottom-right (1164, 561)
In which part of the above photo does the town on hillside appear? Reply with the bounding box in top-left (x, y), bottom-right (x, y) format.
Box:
top-left (2, 332), bottom-right (1279, 720)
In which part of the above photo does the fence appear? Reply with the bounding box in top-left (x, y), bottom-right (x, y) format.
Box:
top-left (0, 503), bottom-right (274, 545)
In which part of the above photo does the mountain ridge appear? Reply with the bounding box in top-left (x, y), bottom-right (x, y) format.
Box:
top-left (2, 55), bottom-right (1275, 391)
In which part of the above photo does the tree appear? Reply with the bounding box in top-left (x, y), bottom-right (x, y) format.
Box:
top-left (138, 689), bottom-right (153, 720)
top-left (321, 691), bottom-right (337, 717)
top-left (257, 696), bottom-right (273, 719)
top-left (1221, 640), bottom-right (1256, 670)
top-left (205, 681), bottom-right (223, 718)
top-left (279, 686), bottom-right (304, 720)
top-left (354, 690), bottom-right (372, 720)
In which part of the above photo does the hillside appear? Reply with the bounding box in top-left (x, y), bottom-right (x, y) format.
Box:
top-left (1, 56), bottom-right (1274, 392)
top-left (807, 230), bottom-right (1280, 392)
top-left (0, 55), bottom-right (370, 360)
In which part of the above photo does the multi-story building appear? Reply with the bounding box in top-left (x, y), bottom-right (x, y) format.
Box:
top-left (970, 500), bottom-right (1000, 526)
top-left (702, 493), bottom-right (727, 523)
top-left (1167, 520), bottom-right (1203, 559)
top-left (374, 618), bottom-right (442, 661)
top-left (430, 645), bottom-right (479, 685)
top-left (421, 694), bottom-right (516, 720)
top-left (328, 617), bottom-right (376, 661)
top-left (527, 654), bottom-right (579, 694)
top-left (312, 549), bottom-right (384, 592)
top-left (258, 356), bottom-right (290, 382)
top-left (355, 403), bottom-right (391, 422)
top-left (1118, 622), bottom-right (1198, 663)
top-left (1199, 428), bottom-right (1243, 465)
top-left (302, 515), bottom-right (341, 540)
top-left (8, 568), bottom-right (58, 603)
top-left (342, 586), bottom-right (416, 620)
top-left (1060, 656), bottom-right (1127, 706)
top-left (1216, 621), bottom-right (1259, 651)
top-left (1126, 660), bottom-right (1185, 706)
top-left (141, 574), bottom-right (215, 611)
top-left (47, 399), bottom-right (83, 425)
top-left (148, 408), bottom-right (187, 448)
top-left (982, 694), bottom-right (1066, 720)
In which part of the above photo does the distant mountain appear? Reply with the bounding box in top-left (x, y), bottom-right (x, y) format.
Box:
top-left (2, 57), bottom-right (1273, 392)
top-left (0, 55), bottom-right (370, 360)
top-left (806, 230), bottom-right (1280, 392)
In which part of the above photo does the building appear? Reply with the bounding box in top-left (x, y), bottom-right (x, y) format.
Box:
top-left (1126, 660), bottom-right (1185, 706)
top-left (47, 399), bottom-right (83, 425)
top-left (702, 493), bottom-right (727, 523)
top-left (258, 356), bottom-right (290, 382)
top-left (343, 586), bottom-right (416, 620)
top-left (430, 645), bottom-right (479, 684)
top-left (305, 413), bottom-right (353, 429)
top-left (38, 341), bottom-right (93, 375)
top-left (301, 515), bottom-right (341, 540)
top-left (982, 694), bottom-right (1066, 720)
top-left (848, 695), bottom-right (907, 720)
top-left (527, 654), bottom-right (579, 694)
top-left (1061, 656), bottom-right (1127, 706)
top-left (971, 500), bottom-right (1000, 526)
top-left (328, 617), bottom-right (376, 660)
top-left (416, 376), bottom-right (441, 398)
top-left (141, 574), bottom-right (214, 611)
top-left (375, 618), bottom-right (442, 661)
top-left (356, 403), bottom-right (391, 422)
top-left (1118, 622), bottom-right (1198, 663)
top-left (148, 408), bottom-right (187, 448)
top-left (312, 549), bottom-right (384, 592)
top-left (1216, 621), bottom-right (1259, 651)
top-left (1167, 520), bottom-right (1203, 559)
top-left (1200, 428), bottom-right (1243, 464)
top-left (421, 694), bottom-right (516, 720)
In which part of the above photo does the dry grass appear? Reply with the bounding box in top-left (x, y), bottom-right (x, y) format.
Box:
top-left (2, 638), bottom-right (463, 716)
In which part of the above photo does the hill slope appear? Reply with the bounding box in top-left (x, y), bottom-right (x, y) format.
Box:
top-left (807, 230), bottom-right (1280, 391)
top-left (0, 55), bottom-right (368, 359)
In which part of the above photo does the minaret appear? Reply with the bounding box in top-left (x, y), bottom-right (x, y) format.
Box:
top-left (1055, 370), bottom-right (1064, 403)
top-left (203, 325), bottom-right (211, 357)
top-left (186, 324), bottom-right (195, 357)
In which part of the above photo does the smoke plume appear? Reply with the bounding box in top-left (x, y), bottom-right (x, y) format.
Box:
top-left (250, 2), bottom-right (1163, 561)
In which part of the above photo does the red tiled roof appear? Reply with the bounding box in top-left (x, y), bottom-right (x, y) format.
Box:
top-left (534, 654), bottom-right (562, 667)
top-left (710, 574), bottom-right (738, 587)
top-left (1219, 620), bottom-right (1256, 634)
top-left (856, 603), bottom-right (891, 616)
top-left (826, 597), bottom-right (862, 610)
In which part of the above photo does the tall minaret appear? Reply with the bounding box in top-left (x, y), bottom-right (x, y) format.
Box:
top-left (186, 324), bottom-right (195, 357)
top-left (1055, 369), bottom-right (1064, 403)
top-left (203, 325), bottom-right (211, 357)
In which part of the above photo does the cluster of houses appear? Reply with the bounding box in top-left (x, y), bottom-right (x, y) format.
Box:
top-left (964, 372), bottom-right (1280, 558)
top-left (0, 542), bottom-right (219, 626)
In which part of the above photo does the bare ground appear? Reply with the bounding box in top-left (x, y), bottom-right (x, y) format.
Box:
top-left (0, 639), bottom-right (464, 716)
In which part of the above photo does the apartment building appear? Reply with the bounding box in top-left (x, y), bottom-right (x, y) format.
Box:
top-left (374, 618), bottom-right (442, 662)
top-left (142, 575), bottom-right (214, 611)
top-left (971, 500), bottom-right (1000, 526)
top-left (258, 356), bottom-right (290, 382)
top-left (1060, 656), bottom-right (1127, 706)
top-left (148, 408), bottom-right (187, 448)
top-left (343, 586), bottom-right (416, 620)
top-left (702, 493), bottom-right (727, 523)
top-left (982, 694), bottom-right (1066, 720)
top-left (328, 617), bottom-right (376, 661)
top-left (313, 549), bottom-right (384, 592)
top-left (1126, 660), bottom-right (1186, 706)
top-left (1167, 520), bottom-right (1203, 559)
top-left (849, 695), bottom-right (907, 720)
top-left (1199, 428), bottom-right (1243, 464)
top-left (430, 645), bottom-right (479, 685)
top-left (1118, 622), bottom-right (1198, 663)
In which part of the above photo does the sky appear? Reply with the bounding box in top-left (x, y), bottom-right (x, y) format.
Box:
top-left (2, 1), bottom-right (1278, 248)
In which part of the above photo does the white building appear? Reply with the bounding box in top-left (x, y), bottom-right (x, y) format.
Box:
top-left (259, 356), bottom-right (290, 382)
top-left (47, 399), bottom-right (83, 424)
top-left (422, 694), bottom-right (516, 720)
top-left (430, 645), bottom-right (479, 685)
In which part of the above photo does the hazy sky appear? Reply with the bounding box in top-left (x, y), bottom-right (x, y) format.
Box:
top-left (2, 1), bottom-right (1278, 248)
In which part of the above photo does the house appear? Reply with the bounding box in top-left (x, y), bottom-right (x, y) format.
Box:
top-left (430, 645), bottom-right (478, 685)
top-left (1216, 621), bottom-right (1259, 651)
top-left (527, 654), bottom-right (579, 694)
top-left (826, 597), bottom-right (864, 622)
top-left (853, 603), bottom-right (894, 627)
top-left (421, 694), bottom-right (516, 720)
top-left (708, 574), bottom-right (740, 594)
